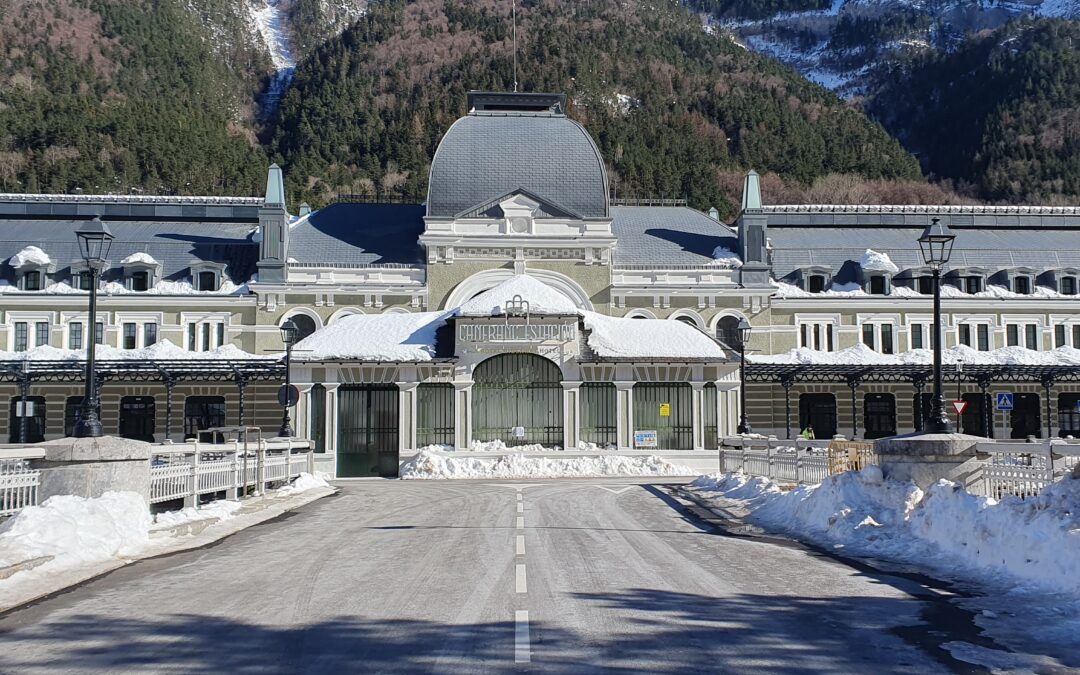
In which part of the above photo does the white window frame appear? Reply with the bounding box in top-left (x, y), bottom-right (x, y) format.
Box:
top-left (180, 312), bottom-right (230, 352)
top-left (113, 312), bottom-right (164, 349)
top-left (795, 313), bottom-right (840, 352)
top-left (955, 315), bottom-right (997, 351)
top-left (1050, 315), bottom-right (1080, 348)
top-left (6, 311), bottom-right (54, 351)
top-left (1002, 315), bottom-right (1044, 350)
top-left (857, 313), bottom-right (900, 354)
top-left (60, 311), bottom-right (112, 349)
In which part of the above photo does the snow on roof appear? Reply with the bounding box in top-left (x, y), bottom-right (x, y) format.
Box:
top-left (860, 249), bottom-right (899, 274)
top-left (120, 252), bottom-right (159, 266)
top-left (457, 275), bottom-right (579, 316)
top-left (10, 246), bottom-right (51, 269)
top-left (752, 343), bottom-right (1080, 367)
top-left (582, 312), bottom-right (728, 359)
top-left (293, 311), bottom-right (451, 362)
top-left (0, 339), bottom-right (273, 362)
top-left (710, 246), bottom-right (743, 268)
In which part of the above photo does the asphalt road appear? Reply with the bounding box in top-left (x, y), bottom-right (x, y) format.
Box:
top-left (0, 480), bottom-right (995, 673)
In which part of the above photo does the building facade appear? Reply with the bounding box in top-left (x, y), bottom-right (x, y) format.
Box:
top-left (3, 91), bottom-right (1080, 476)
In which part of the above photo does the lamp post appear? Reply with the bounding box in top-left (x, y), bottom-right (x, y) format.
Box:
top-left (918, 217), bottom-right (957, 434)
top-left (73, 217), bottom-right (114, 438)
top-left (737, 317), bottom-right (753, 435)
top-left (278, 319), bottom-right (299, 438)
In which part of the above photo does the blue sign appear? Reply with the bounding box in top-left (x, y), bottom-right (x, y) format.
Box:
top-left (634, 430), bottom-right (658, 449)
top-left (995, 393), bottom-right (1014, 411)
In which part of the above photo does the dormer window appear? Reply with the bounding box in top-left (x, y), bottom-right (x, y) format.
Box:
top-left (10, 246), bottom-right (54, 291)
top-left (964, 276), bottom-right (983, 294)
top-left (1062, 276), bottom-right (1077, 296)
top-left (804, 275), bottom-right (825, 293)
top-left (198, 271), bottom-right (217, 292)
top-left (120, 252), bottom-right (160, 292)
top-left (868, 275), bottom-right (890, 295)
top-left (1013, 275), bottom-right (1032, 295)
top-left (22, 270), bottom-right (42, 291)
top-left (73, 270), bottom-right (92, 291)
top-left (190, 261), bottom-right (226, 293)
top-left (131, 271), bottom-right (149, 292)
top-left (917, 276), bottom-right (934, 294)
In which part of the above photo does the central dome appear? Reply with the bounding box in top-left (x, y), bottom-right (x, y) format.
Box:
top-left (427, 97), bottom-right (609, 220)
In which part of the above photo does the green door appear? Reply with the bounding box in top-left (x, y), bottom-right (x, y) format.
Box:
top-left (473, 354), bottom-right (563, 447)
top-left (338, 385), bottom-right (399, 477)
top-left (633, 383), bottom-right (693, 449)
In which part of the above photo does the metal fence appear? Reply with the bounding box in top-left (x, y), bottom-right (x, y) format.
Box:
top-left (718, 436), bottom-right (874, 485)
top-left (149, 439), bottom-right (314, 506)
top-left (0, 449), bottom-right (44, 518)
top-left (974, 440), bottom-right (1080, 500)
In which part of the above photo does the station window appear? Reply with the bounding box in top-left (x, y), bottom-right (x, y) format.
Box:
top-left (799, 322), bottom-right (834, 351)
top-left (13, 322), bottom-right (28, 352)
top-left (959, 323), bottom-right (991, 351)
top-left (123, 322), bottom-right (137, 349)
top-left (861, 323), bottom-right (895, 354)
top-left (917, 276), bottom-right (934, 294)
top-left (22, 270), bottom-right (42, 291)
top-left (964, 276), bottom-right (983, 294)
top-left (131, 271), bottom-right (149, 292)
top-left (197, 271), bottom-right (218, 292)
top-left (1062, 276), bottom-right (1078, 295)
top-left (1013, 276), bottom-right (1032, 295)
top-left (69, 322), bottom-right (83, 350)
top-left (807, 275), bottom-right (827, 293)
top-left (868, 275), bottom-right (888, 295)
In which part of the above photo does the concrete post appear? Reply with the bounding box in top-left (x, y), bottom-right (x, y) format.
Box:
top-left (615, 381), bottom-right (635, 449)
top-left (873, 432), bottom-right (983, 489)
top-left (562, 381), bottom-right (581, 450)
top-left (294, 383), bottom-right (314, 441)
top-left (690, 382), bottom-right (705, 450)
top-left (454, 382), bottom-right (474, 450)
top-left (323, 383), bottom-right (341, 475)
top-left (398, 382), bottom-right (419, 452)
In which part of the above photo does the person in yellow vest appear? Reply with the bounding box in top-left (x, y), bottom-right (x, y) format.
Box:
top-left (800, 426), bottom-right (815, 440)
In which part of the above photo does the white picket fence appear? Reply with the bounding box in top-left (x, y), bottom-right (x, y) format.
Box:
top-left (974, 440), bottom-right (1080, 500)
top-left (0, 449), bottom-right (44, 518)
top-left (718, 436), bottom-right (875, 485)
top-left (150, 439), bottom-right (313, 506)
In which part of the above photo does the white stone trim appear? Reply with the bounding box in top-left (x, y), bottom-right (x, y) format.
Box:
top-left (441, 268), bottom-right (594, 311)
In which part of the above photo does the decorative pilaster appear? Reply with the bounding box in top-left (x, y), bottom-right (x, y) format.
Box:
top-left (690, 382), bottom-right (705, 450)
top-left (294, 383), bottom-right (315, 441)
top-left (398, 382), bottom-right (420, 452)
top-left (615, 381), bottom-right (635, 449)
top-left (323, 383), bottom-right (341, 473)
top-left (562, 381), bottom-right (582, 450)
top-left (454, 382), bottom-right (474, 450)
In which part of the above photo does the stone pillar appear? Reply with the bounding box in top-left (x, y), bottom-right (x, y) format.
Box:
top-left (454, 382), bottom-right (473, 450)
top-left (562, 381), bottom-right (581, 450)
top-left (873, 432), bottom-right (983, 489)
top-left (34, 436), bottom-right (152, 502)
top-left (398, 382), bottom-right (419, 452)
top-left (615, 381), bottom-right (635, 449)
top-left (294, 383), bottom-right (314, 441)
top-left (323, 383), bottom-right (341, 474)
top-left (691, 382), bottom-right (705, 450)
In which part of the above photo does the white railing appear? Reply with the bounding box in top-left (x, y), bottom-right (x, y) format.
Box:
top-left (718, 436), bottom-right (877, 485)
top-left (149, 439), bottom-right (314, 506)
top-left (974, 440), bottom-right (1080, 500)
top-left (0, 448), bottom-right (45, 518)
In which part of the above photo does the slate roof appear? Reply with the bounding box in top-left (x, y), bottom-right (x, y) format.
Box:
top-left (763, 208), bottom-right (1080, 282)
top-left (610, 206), bottom-right (738, 266)
top-left (288, 203), bottom-right (425, 266)
top-left (427, 112), bottom-right (609, 219)
top-left (0, 197), bottom-right (259, 285)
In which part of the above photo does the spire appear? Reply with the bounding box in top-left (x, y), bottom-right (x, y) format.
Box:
top-left (264, 163), bottom-right (285, 207)
top-left (741, 169), bottom-right (762, 211)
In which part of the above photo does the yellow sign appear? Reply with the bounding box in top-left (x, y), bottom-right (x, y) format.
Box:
top-left (659, 403), bottom-right (671, 417)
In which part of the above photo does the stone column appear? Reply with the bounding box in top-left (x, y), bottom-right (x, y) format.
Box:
top-left (398, 382), bottom-right (419, 452)
top-left (34, 436), bottom-right (152, 502)
top-left (690, 382), bottom-right (705, 450)
top-left (454, 382), bottom-right (473, 450)
top-left (294, 383), bottom-right (314, 441)
top-left (323, 383), bottom-right (341, 474)
top-left (874, 432), bottom-right (983, 488)
top-left (615, 381), bottom-right (635, 449)
top-left (562, 381), bottom-right (581, 451)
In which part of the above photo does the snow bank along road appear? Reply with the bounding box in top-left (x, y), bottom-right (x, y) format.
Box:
top-left (0, 480), bottom-right (1036, 673)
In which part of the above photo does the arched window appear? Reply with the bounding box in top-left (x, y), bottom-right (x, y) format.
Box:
top-left (288, 314), bottom-right (318, 342)
top-left (473, 354), bottom-right (563, 447)
top-left (674, 316), bottom-right (698, 327)
top-left (716, 316), bottom-right (741, 349)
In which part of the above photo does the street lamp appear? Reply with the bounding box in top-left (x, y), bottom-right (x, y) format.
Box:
top-left (737, 317), bottom-right (753, 435)
top-left (918, 217), bottom-right (957, 434)
top-left (72, 217), bottom-right (114, 438)
top-left (278, 319), bottom-right (299, 438)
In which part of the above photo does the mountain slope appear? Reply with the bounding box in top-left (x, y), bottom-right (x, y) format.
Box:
top-left (870, 18), bottom-right (1080, 204)
top-left (0, 0), bottom-right (269, 195)
top-left (267, 0), bottom-right (922, 215)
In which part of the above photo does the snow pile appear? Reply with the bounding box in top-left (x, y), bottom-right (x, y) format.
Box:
top-left (583, 311), bottom-right (728, 359)
top-left (0, 339), bottom-right (273, 362)
top-left (120, 252), bottom-right (159, 266)
top-left (275, 472), bottom-right (330, 497)
top-left (9, 246), bottom-right (50, 269)
top-left (400, 450), bottom-right (694, 479)
top-left (710, 246), bottom-right (744, 268)
top-left (101, 277), bottom-right (248, 296)
top-left (469, 439), bottom-right (551, 452)
top-left (0, 492), bottom-right (150, 570)
top-left (754, 343), bottom-right (1080, 367)
top-left (859, 249), bottom-right (899, 273)
top-left (152, 499), bottom-right (243, 528)
top-left (458, 275), bottom-right (579, 316)
top-left (293, 311), bottom-right (451, 362)
top-left (687, 469), bottom-right (1080, 593)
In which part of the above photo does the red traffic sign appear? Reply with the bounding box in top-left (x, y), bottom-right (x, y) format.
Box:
top-left (951, 400), bottom-right (968, 415)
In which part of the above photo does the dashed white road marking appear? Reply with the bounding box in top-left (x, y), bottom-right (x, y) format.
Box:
top-left (516, 516), bottom-right (524, 529)
top-left (516, 534), bottom-right (525, 556)
top-left (516, 564), bottom-right (528, 593)
top-left (516, 502), bottom-right (524, 513)
top-left (594, 485), bottom-right (635, 495)
top-left (515, 610), bottom-right (531, 663)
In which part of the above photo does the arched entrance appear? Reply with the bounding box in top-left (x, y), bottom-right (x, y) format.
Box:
top-left (473, 354), bottom-right (563, 447)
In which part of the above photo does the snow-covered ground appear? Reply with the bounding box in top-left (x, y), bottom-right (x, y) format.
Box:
top-left (400, 449), bottom-right (693, 479)
top-left (250, 0), bottom-right (296, 116)
top-left (0, 474), bottom-right (329, 583)
top-left (686, 468), bottom-right (1080, 594)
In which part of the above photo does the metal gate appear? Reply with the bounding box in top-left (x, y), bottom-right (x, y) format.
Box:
top-left (703, 383), bottom-right (718, 450)
top-left (633, 383), bottom-right (693, 449)
top-left (799, 393), bottom-right (837, 439)
top-left (417, 383), bottom-right (454, 447)
top-left (863, 393), bottom-right (896, 440)
top-left (338, 385), bottom-right (399, 477)
top-left (473, 354), bottom-right (563, 447)
top-left (119, 396), bottom-right (156, 442)
top-left (580, 383), bottom-right (616, 448)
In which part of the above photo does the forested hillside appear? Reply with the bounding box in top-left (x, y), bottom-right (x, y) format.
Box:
top-left (0, 0), bottom-right (269, 195)
top-left (267, 0), bottom-right (922, 215)
top-left (870, 18), bottom-right (1080, 204)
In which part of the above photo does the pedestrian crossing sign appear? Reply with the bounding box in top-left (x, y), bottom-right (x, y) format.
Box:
top-left (995, 393), bottom-right (1014, 411)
